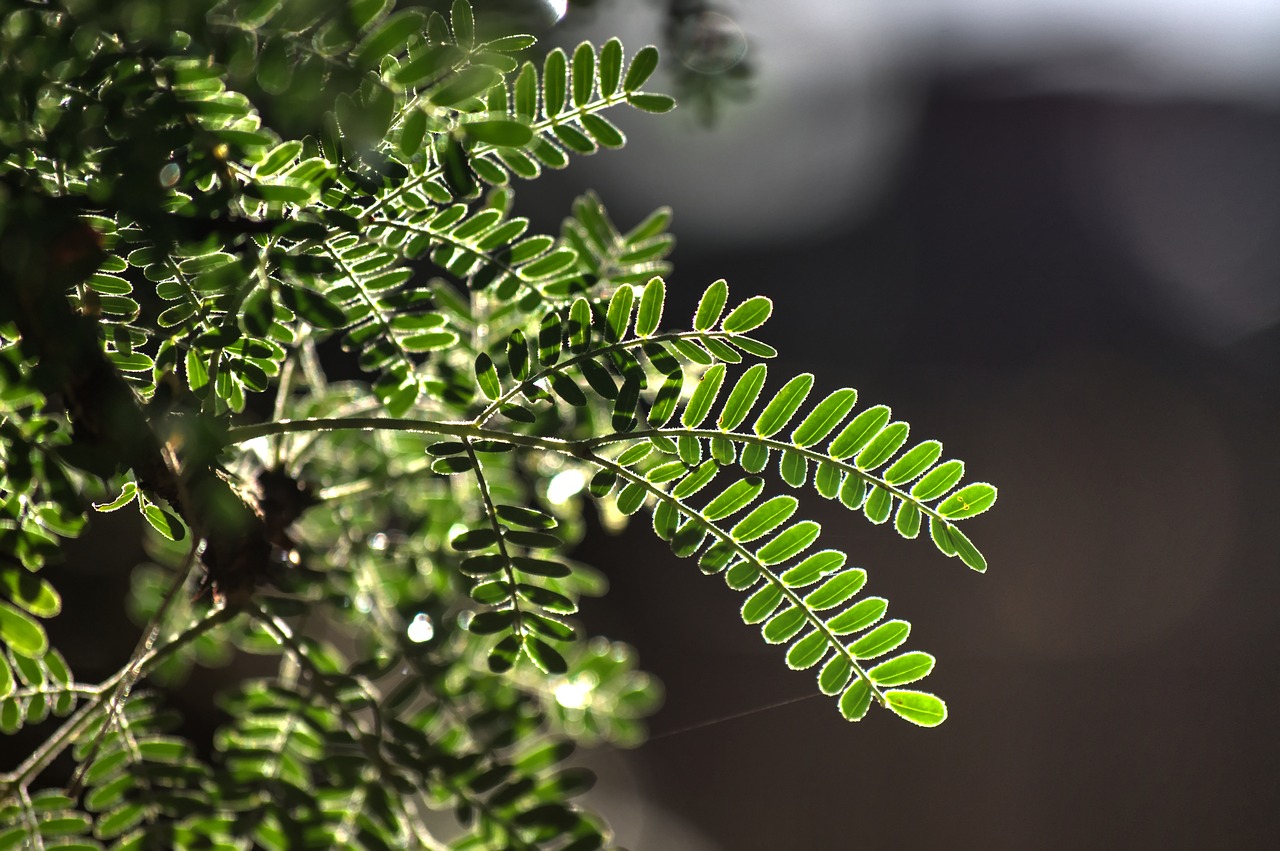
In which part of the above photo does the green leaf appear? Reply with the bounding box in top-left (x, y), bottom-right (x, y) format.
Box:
top-left (463, 119), bottom-right (534, 146)
top-left (863, 485), bottom-right (892, 524)
top-left (818, 655), bottom-right (852, 696)
top-left (855, 422), bottom-right (909, 471)
top-left (936, 483), bottom-right (998, 520)
top-left (723, 562), bottom-right (761, 594)
top-left (511, 557), bottom-right (571, 578)
top-left (353, 11), bottom-right (426, 69)
top-left (693, 279), bottom-right (728, 331)
top-left (452, 529), bottom-right (499, 551)
top-left (599, 38), bottom-right (623, 96)
top-left (94, 482), bottom-right (138, 512)
top-left (280, 285), bottom-right (346, 329)
top-left (500, 404), bottom-right (536, 423)
top-left (894, 502), bottom-right (922, 539)
top-left (869, 652), bottom-right (936, 687)
top-left (648, 371), bottom-right (683, 427)
top-left (544, 48), bottom-right (567, 117)
top-left (753, 373), bottom-right (813, 438)
top-left (402, 330), bottom-right (459, 352)
top-left (682, 364), bottom-right (725, 428)
top-left (568, 297), bottom-right (592, 353)
top-left (572, 42), bottom-right (595, 107)
top-left (538, 311), bottom-right (562, 366)
top-left (702, 477), bottom-right (764, 521)
top-left (615, 480), bottom-right (646, 514)
top-left (475, 353), bottom-right (501, 400)
top-left (142, 504), bottom-right (185, 541)
top-left (755, 521), bottom-right (820, 566)
top-left (850, 620), bottom-right (910, 660)
top-left (791, 389), bottom-right (858, 447)
top-left (911, 459), bottom-right (965, 501)
top-left (930, 515), bottom-right (958, 556)
top-left (780, 550), bottom-right (846, 587)
top-left (740, 442), bottom-right (769, 474)
top-left (670, 460), bottom-right (719, 500)
top-left (623, 45), bottom-right (660, 92)
top-left (802, 569), bottom-right (867, 611)
top-left (839, 679), bottom-right (872, 721)
top-left (721, 296), bottom-right (772, 333)
top-left (730, 495), bottom-right (797, 543)
top-left (723, 561), bottom-right (760, 591)
top-left (580, 114), bottom-right (624, 148)
top-left (0, 602), bottom-right (47, 657)
top-left (514, 61), bottom-right (538, 120)
top-left (255, 140), bottom-right (302, 176)
top-left (613, 376), bottom-right (640, 432)
top-left (882, 440), bottom-right (942, 485)
top-left (827, 596), bottom-right (887, 635)
top-left (0, 656), bottom-right (12, 700)
top-left (718, 364), bottom-right (767, 431)
top-left (524, 637), bottom-right (568, 675)
top-left (635, 277), bottom-right (665, 337)
top-left (627, 93), bottom-right (676, 113)
top-left (433, 455), bottom-right (475, 475)
top-left (786, 630), bottom-right (829, 670)
top-left (451, 0), bottom-right (474, 48)
top-left (245, 183), bottom-right (313, 205)
top-left (432, 67), bottom-right (502, 107)
top-left (779, 449), bottom-right (808, 487)
top-left (579, 358), bottom-right (618, 400)
top-left (741, 584), bottom-right (784, 624)
top-left (828, 405), bottom-right (891, 459)
top-left (0, 568), bottom-right (60, 617)
top-left (392, 44), bottom-right (464, 88)
top-left (885, 690), bottom-right (947, 727)
top-left (947, 524), bottom-right (988, 572)
top-left (507, 329), bottom-right (530, 380)
top-left (606, 284), bottom-right (634, 341)
top-left (485, 34), bottom-right (537, 53)
top-left (761, 606), bottom-right (806, 645)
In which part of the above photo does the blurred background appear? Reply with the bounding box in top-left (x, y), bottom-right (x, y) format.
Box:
top-left (524, 0), bottom-right (1280, 848)
top-left (8, 0), bottom-right (1278, 848)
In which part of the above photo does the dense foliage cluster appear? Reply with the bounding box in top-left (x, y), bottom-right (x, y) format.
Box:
top-left (0, 0), bottom-right (996, 847)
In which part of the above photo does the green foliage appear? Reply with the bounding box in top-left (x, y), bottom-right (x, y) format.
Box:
top-left (0, 0), bottom-right (995, 847)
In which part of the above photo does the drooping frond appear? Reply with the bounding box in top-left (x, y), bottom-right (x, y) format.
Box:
top-left (445, 275), bottom-right (995, 724)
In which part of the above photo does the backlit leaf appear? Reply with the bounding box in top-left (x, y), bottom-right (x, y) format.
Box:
top-left (885, 690), bottom-right (947, 727)
top-left (753, 374), bottom-right (813, 438)
top-left (718, 364), bottom-right (767, 431)
top-left (828, 405), bottom-right (890, 460)
top-left (785, 630), bottom-right (829, 670)
top-left (682, 364), bottom-right (725, 428)
top-left (730, 496), bottom-right (797, 543)
top-left (635, 277), bottom-right (665, 337)
top-left (792, 389), bottom-right (857, 447)
top-left (721, 296), bottom-right (772, 333)
top-left (937, 483), bottom-right (998, 520)
top-left (869, 652), bottom-right (936, 687)
top-left (702, 477), bottom-right (764, 521)
top-left (693, 279), bottom-right (728, 331)
top-left (0, 602), bottom-right (47, 657)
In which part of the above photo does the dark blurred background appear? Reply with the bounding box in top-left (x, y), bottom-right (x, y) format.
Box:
top-left (529, 1), bottom-right (1280, 848)
top-left (8, 1), bottom-right (1278, 848)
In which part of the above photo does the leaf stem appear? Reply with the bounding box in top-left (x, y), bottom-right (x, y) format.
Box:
top-left (0, 604), bottom-right (240, 796)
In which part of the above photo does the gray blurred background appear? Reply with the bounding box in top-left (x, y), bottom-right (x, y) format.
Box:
top-left (528, 0), bottom-right (1280, 848)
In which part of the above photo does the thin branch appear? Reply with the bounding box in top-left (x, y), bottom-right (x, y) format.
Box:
top-left (67, 536), bottom-right (203, 796)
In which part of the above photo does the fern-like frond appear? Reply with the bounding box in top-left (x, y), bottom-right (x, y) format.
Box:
top-left (439, 275), bottom-right (994, 723)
